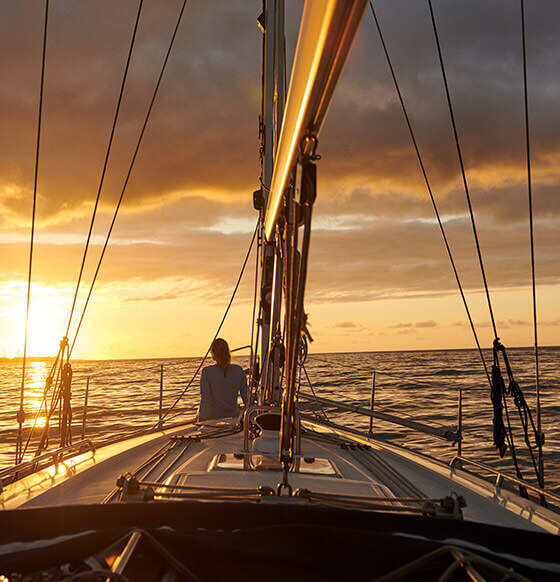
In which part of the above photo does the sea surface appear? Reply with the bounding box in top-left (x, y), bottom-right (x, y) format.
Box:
top-left (1, 347), bottom-right (559, 497)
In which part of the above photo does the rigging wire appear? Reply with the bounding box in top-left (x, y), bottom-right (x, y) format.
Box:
top-left (19, 0), bottom-right (185, 461)
top-left (21, 344), bottom-right (64, 462)
top-left (248, 223), bottom-right (262, 388)
top-left (427, 0), bottom-right (499, 340)
top-left (302, 365), bottom-right (331, 423)
top-left (520, 0), bottom-right (544, 487)
top-left (68, 0), bottom-right (188, 356)
top-left (369, 1), bottom-right (491, 387)
top-left (427, 0), bottom-right (544, 490)
top-left (157, 222), bottom-right (259, 426)
top-left (16, 0), bottom-right (49, 466)
top-left (64, 0), bottom-right (144, 341)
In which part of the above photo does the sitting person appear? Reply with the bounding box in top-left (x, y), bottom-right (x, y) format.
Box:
top-left (197, 338), bottom-right (248, 421)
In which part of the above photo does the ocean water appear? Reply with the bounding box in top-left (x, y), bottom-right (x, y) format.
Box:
top-left (1, 347), bottom-right (559, 498)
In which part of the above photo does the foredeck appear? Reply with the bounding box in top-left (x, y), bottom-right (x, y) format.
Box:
top-left (3, 418), bottom-right (559, 538)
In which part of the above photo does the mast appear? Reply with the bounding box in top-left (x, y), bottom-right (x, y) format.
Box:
top-left (259, 0), bottom-right (369, 487)
top-left (257, 0), bottom-right (285, 404)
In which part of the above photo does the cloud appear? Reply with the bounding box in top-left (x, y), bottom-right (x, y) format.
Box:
top-left (414, 320), bottom-right (438, 328)
top-left (125, 291), bottom-right (181, 302)
top-left (1, 0), bottom-right (559, 334)
top-left (0, 0), bottom-right (262, 226)
top-left (331, 321), bottom-right (359, 329)
top-left (391, 320), bottom-right (437, 329)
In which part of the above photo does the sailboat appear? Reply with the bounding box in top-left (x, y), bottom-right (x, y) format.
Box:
top-left (1, 1), bottom-right (560, 580)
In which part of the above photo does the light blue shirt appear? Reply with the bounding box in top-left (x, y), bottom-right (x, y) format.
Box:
top-left (198, 364), bottom-right (248, 420)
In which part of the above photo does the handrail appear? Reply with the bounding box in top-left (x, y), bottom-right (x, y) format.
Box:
top-left (231, 344), bottom-right (253, 357)
top-left (231, 344), bottom-right (254, 372)
top-left (243, 405), bottom-right (283, 453)
top-left (242, 405), bottom-right (301, 471)
top-left (450, 456), bottom-right (560, 505)
top-left (298, 392), bottom-right (459, 442)
top-left (0, 439), bottom-right (95, 485)
top-left (231, 344), bottom-right (256, 401)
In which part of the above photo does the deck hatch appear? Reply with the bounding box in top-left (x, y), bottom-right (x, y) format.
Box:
top-left (208, 453), bottom-right (338, 476)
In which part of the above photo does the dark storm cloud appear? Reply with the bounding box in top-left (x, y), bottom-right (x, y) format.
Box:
top-left (320, 0), bottom-right (560, 189)
top-left (306, 208), bottom-right (560, 302)
top-left (0, 0), bottom-right (262, 223)
top-left (1, 1), bottom-right (559, 304)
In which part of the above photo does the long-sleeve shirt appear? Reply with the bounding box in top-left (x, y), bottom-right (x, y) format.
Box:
top-left (198, 363), bottom-right (248, 421)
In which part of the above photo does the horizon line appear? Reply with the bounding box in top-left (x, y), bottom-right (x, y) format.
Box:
top-left (2, 344), bottom-right (559, 363)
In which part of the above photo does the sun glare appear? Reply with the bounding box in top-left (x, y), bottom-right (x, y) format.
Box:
top-left (2, 282), bottom-right (68, 358)
top-left (26, 302), bottom-right (64, 357)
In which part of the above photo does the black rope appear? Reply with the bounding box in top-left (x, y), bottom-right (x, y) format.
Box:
top-left (369, 1), bottom-right (491, 387)
top-left (427, 0), bottom-right (498, 340)
top-left (64, 0), bottom-right (144, 340)
top-left (491, 339), bottom-right (547, 496)
top-left (520, 0), bottom-right (544, 486)
top-left (16, 0), bottom-right (49, 466)
top-left (157, 222), bottom-right (259, 426)
top-left (69, 0), bottom-right (188, 356)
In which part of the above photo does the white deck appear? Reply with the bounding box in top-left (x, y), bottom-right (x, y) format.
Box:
top-left (2, 418), bottom-right (559, 537)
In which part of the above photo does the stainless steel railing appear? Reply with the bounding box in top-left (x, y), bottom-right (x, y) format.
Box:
top-left (450, 455), bottom-right (560, 505)
top-left (0, 439), bottom-right (96, 490)
top-left (298, 392), bottom-right (459, 442)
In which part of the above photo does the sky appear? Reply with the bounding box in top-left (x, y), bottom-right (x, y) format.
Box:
top-left (1, 0), bottom-right (559, 359)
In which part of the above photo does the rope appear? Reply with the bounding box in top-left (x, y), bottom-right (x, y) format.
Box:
top-left (520, 0), bottom-right (544, 487)
top-left (16, 0), bottom-right (49, 466)
top-left (427, 0), bottom-right (498, 340)
top-left (64, 0), bottom-right (144, 340)
top-left (492, 339), bottom-right (545, 493)
top-left (369, 1), bottom-right (491, 387)
top-left (157, 222), bottom-right (259, 426)
top-left (69, 0), bottom-right (188, 356)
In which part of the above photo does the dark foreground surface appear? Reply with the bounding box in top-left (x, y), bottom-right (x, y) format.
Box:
top-left (1, 501), bottom-right (559, 581)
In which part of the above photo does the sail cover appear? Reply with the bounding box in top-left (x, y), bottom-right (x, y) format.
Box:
top-left (264, 0), bottom-right (368, 241)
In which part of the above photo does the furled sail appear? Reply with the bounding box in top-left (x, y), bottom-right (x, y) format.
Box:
top-left (263, 0), bottom-right (368, 241)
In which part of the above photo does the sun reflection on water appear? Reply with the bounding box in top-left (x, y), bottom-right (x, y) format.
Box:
top-left (24, 361), bottom-right (49, 428)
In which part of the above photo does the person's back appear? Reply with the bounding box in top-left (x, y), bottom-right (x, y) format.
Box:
top-left (198, 338), bottom-right (248, 421)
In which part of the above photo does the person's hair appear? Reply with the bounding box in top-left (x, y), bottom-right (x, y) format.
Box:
top-left (211, 338), bottom-right (231, 376)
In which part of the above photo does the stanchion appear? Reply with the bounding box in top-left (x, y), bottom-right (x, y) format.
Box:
top-left (81, 376), bottom-right (90, 440)
top-left (368, 371), bottom-right (376, 436)
top-left (158, 364), bottom-right (164, 429)
top-left (457, 386), bottom-right (463, 456)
